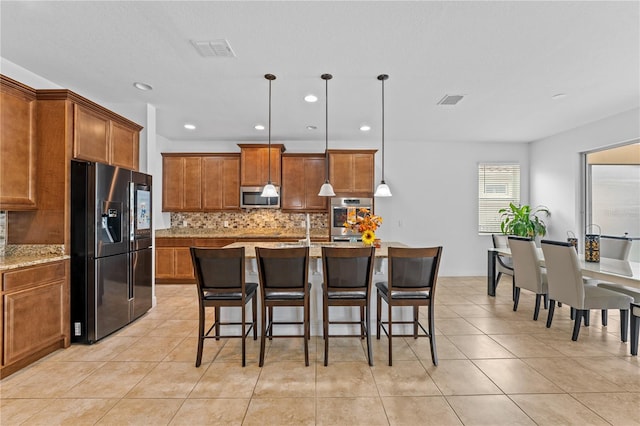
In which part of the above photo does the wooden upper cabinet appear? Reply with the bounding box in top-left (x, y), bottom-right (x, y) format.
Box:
top-left (328, 150), bottom-right (376, 195)
top-left (73, 104), bottom-right (109, 164)
top-left (110, 121), bottom-right (139, 170)
top-left (162, 155), bottom-right (201, 211)
top-left (0, 76), bottom-right (37, 210)
top-left (239, 144), bottom-right (285, 186)
top-left (71, 99), bottom-right (141, 170)
top-left (202, 155), bottom-right (240, 211)
top-left (281, 154), bottom-right (327, 211)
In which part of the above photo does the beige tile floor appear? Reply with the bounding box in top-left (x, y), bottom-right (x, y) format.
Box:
top-left (1, 276), bottom-right (639, 425)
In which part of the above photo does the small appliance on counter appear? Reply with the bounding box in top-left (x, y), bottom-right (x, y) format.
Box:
top-left (70, 161), bottom-right (153, 343)
top-left (330, 197), bottom-right (373, 242)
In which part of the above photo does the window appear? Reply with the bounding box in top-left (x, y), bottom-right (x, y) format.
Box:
top-left (478, 163), bottom-right (520, 233)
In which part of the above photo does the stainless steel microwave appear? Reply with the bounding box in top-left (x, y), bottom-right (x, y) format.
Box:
top-left (240, 186), bottom-right (280, 209)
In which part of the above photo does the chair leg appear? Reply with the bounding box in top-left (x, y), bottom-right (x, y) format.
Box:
top-left (388, 301), bottom-right (393, 366)
top-left (413, 306), bottom-right (419, 338)
top-left (365, 304), bottom-right (373, 366)
top-left (215, 307), bottom-right (221, 340)
top-left (323, 295), bottom-right (329, 367)
top-left (543, 294), bottom-right (549, 309)
top-left (252, 296), bottom-right (258, 340)
top-left (268, 306), bottom-right (274, 340)
top-left (572, 310), bottom-right (584, 341)
top-left (196, 305), bottom-right (205, 367)
top-left (304, 298), bottom-right (310, 367)
top-left (630, 309), bottom-right (639, 356)
top-left (533, 294), bottom-right (542, 321)
top-left (241, 305), bottom-right (246, 367)
top-left (584, 310), bottom-right (590, 327)
top-left (570, 307), bottom-right (575, 320)
top-left (620, 309), bottom-right (629, 343)
top-left (376, 293), bottom-right (382, 339)
top-left (259, 302), bottom-right (267, 367)
top-left (601, 309), bottom-right (608, 327)
top-left (513, 287), bottom-right (521, 312)
top-left (361, 306), bottom-right (366, 339)
top-left (428, 303), bottom-right (438, 366)
top-left (546, 299), bottom-right (556, 328)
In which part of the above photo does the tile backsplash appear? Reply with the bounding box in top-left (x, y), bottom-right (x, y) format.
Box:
top-left (171, 210), bottom-right (328, 230)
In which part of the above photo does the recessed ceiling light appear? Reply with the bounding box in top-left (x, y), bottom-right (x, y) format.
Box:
top-left (360, 125), bottom-right (371, 132)
top-left (304, 94), bottom-right (318, 103)
top-left (184, 123), bottom-right (196, 130)
top-left (133, 82), bottom-right (153, 91)
top-left (255, 124), bottom-right (265, 130)
top-left (552, 93), bottom-right (567, 100)
top-left (306, 125), bottom-right (317, 130)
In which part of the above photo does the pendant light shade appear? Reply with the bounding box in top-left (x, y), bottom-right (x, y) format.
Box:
top-left (374, 74), bottom-right (392, 197)
top-left (261, 74), bottom-right (279, 198)
top-left (318, 73), bottom-right (336, 197)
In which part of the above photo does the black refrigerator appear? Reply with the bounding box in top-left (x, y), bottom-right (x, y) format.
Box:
top-left (70, 161), bottom-right (153, 343)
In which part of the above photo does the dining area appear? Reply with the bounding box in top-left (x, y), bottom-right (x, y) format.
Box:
top-left (488, 235), bottom-right (640, 355)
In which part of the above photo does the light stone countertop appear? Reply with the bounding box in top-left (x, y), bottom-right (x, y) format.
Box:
top-left (0, 253), bottom-right (70, 271)
top-left (223, 241), bottom-right (408, 258)
top-left (155, 227), bottom-right (329, 239)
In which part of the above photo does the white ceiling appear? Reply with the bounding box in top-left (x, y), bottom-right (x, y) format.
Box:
top-left (1, 1), bottom-right (639, 144)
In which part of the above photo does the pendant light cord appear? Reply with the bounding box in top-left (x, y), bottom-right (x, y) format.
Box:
top-left (381, 77), bottom-right (385, 182)
top-left (325, 75), bottom-right (329, 181)
top-left (268, 77), bottom-right (272, 183)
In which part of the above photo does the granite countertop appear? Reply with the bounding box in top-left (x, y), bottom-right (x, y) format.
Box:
top-left (155, 228), bottom-right (329, 239)
top-left (0, 253), bottom-right (70, 272)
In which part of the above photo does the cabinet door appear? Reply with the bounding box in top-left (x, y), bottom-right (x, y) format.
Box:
top-left (162, 156), bottom-right (185, 211)
top-left (304, 157), bottom-right (328, 210)
top-left (0, 82), bottom-right (37, 210)
top-left (183, 157), bottom-right (202, 210)
top-left (155, 247), bottom-right (176, 280)
top-left (352, 153), bottom-right (374, 193)
top-left (110, 121), bottom-right (139, 170)
top-left (281, 156), bottom-right (305, 209)
top-left (174, 247), bottom-right (195, 280)
top-left (73, 104), bottom-right (109, 164)
top-left (3, 279), bottom-right (67, 366)
top-left (329, 152), bottom-right (354, 193)
top-left (202, 156), bottom-right (240, 211)
top-left (162, 156), bottom-right (202, 211)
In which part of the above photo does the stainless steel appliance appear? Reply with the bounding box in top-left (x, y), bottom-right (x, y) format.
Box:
top-left (70, 161), bottom-right (153, 343)
top-left (240, 186), bottom-right (280, 208)
top-left (330, 197), bottom-right (373, 242)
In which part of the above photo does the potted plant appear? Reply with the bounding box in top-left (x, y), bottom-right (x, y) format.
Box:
top-left (499, 203), bottom-right (550, 238)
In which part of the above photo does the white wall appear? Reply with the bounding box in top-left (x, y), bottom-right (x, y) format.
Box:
top-left (1, 58), bottom-right (62, 89)
top-left (529, 108), bottom-right (640, 243)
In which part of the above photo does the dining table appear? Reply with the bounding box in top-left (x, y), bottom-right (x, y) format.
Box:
top-left (487, 247), bottom-right (640, 296)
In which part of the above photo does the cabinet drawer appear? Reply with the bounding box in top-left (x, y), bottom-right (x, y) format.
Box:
top-left (2, 261), bottom-right (66, 292)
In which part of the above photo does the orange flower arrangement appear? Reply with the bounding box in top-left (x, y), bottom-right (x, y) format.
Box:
top-left (343, 208), bottom-right (382, 245)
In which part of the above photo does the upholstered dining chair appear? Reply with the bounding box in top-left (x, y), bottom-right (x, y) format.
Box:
top-left (255, 246), bottom-right (311, 367)
top-left (508, 236), bottom-right (548, 320)
top-left (321, 246), bottom-right (375, 366)
top-left (540, 240), bottom-right (634, 341)
top-left (376, 246), bottom-right (443, 366)
top-left (492, 234), bottom-right (515, 300)
top-left (190, 246), bottom-right (258, 367)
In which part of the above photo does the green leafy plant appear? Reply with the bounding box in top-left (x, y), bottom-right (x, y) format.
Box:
top-left (499, 203), bottom-right (550, 237)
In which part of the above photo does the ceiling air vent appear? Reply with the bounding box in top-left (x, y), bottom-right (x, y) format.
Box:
top-left (437, 94), bottom-right (465, 106)
top-left (190, 39), bottom-right (236, 58)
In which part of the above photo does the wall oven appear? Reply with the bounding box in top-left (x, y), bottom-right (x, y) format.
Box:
top-left (330, 197), bottom-right (373, 241)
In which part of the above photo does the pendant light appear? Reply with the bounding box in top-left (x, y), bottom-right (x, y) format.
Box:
top-left (261, 74), bottom-right (279, 198)
top-left (374, 74), bottom-right (392, 197)
top-left (318, 73), bottom-right (336, 197)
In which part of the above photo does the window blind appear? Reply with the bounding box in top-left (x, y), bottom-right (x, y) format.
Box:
top-left (478, 163), bottom-right (520, 233)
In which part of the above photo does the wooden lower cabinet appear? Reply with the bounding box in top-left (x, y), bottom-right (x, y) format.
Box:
top-left (1, 260), bottom-right (70, 378)
top-left (155, 238), bottom-right (237, 284)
